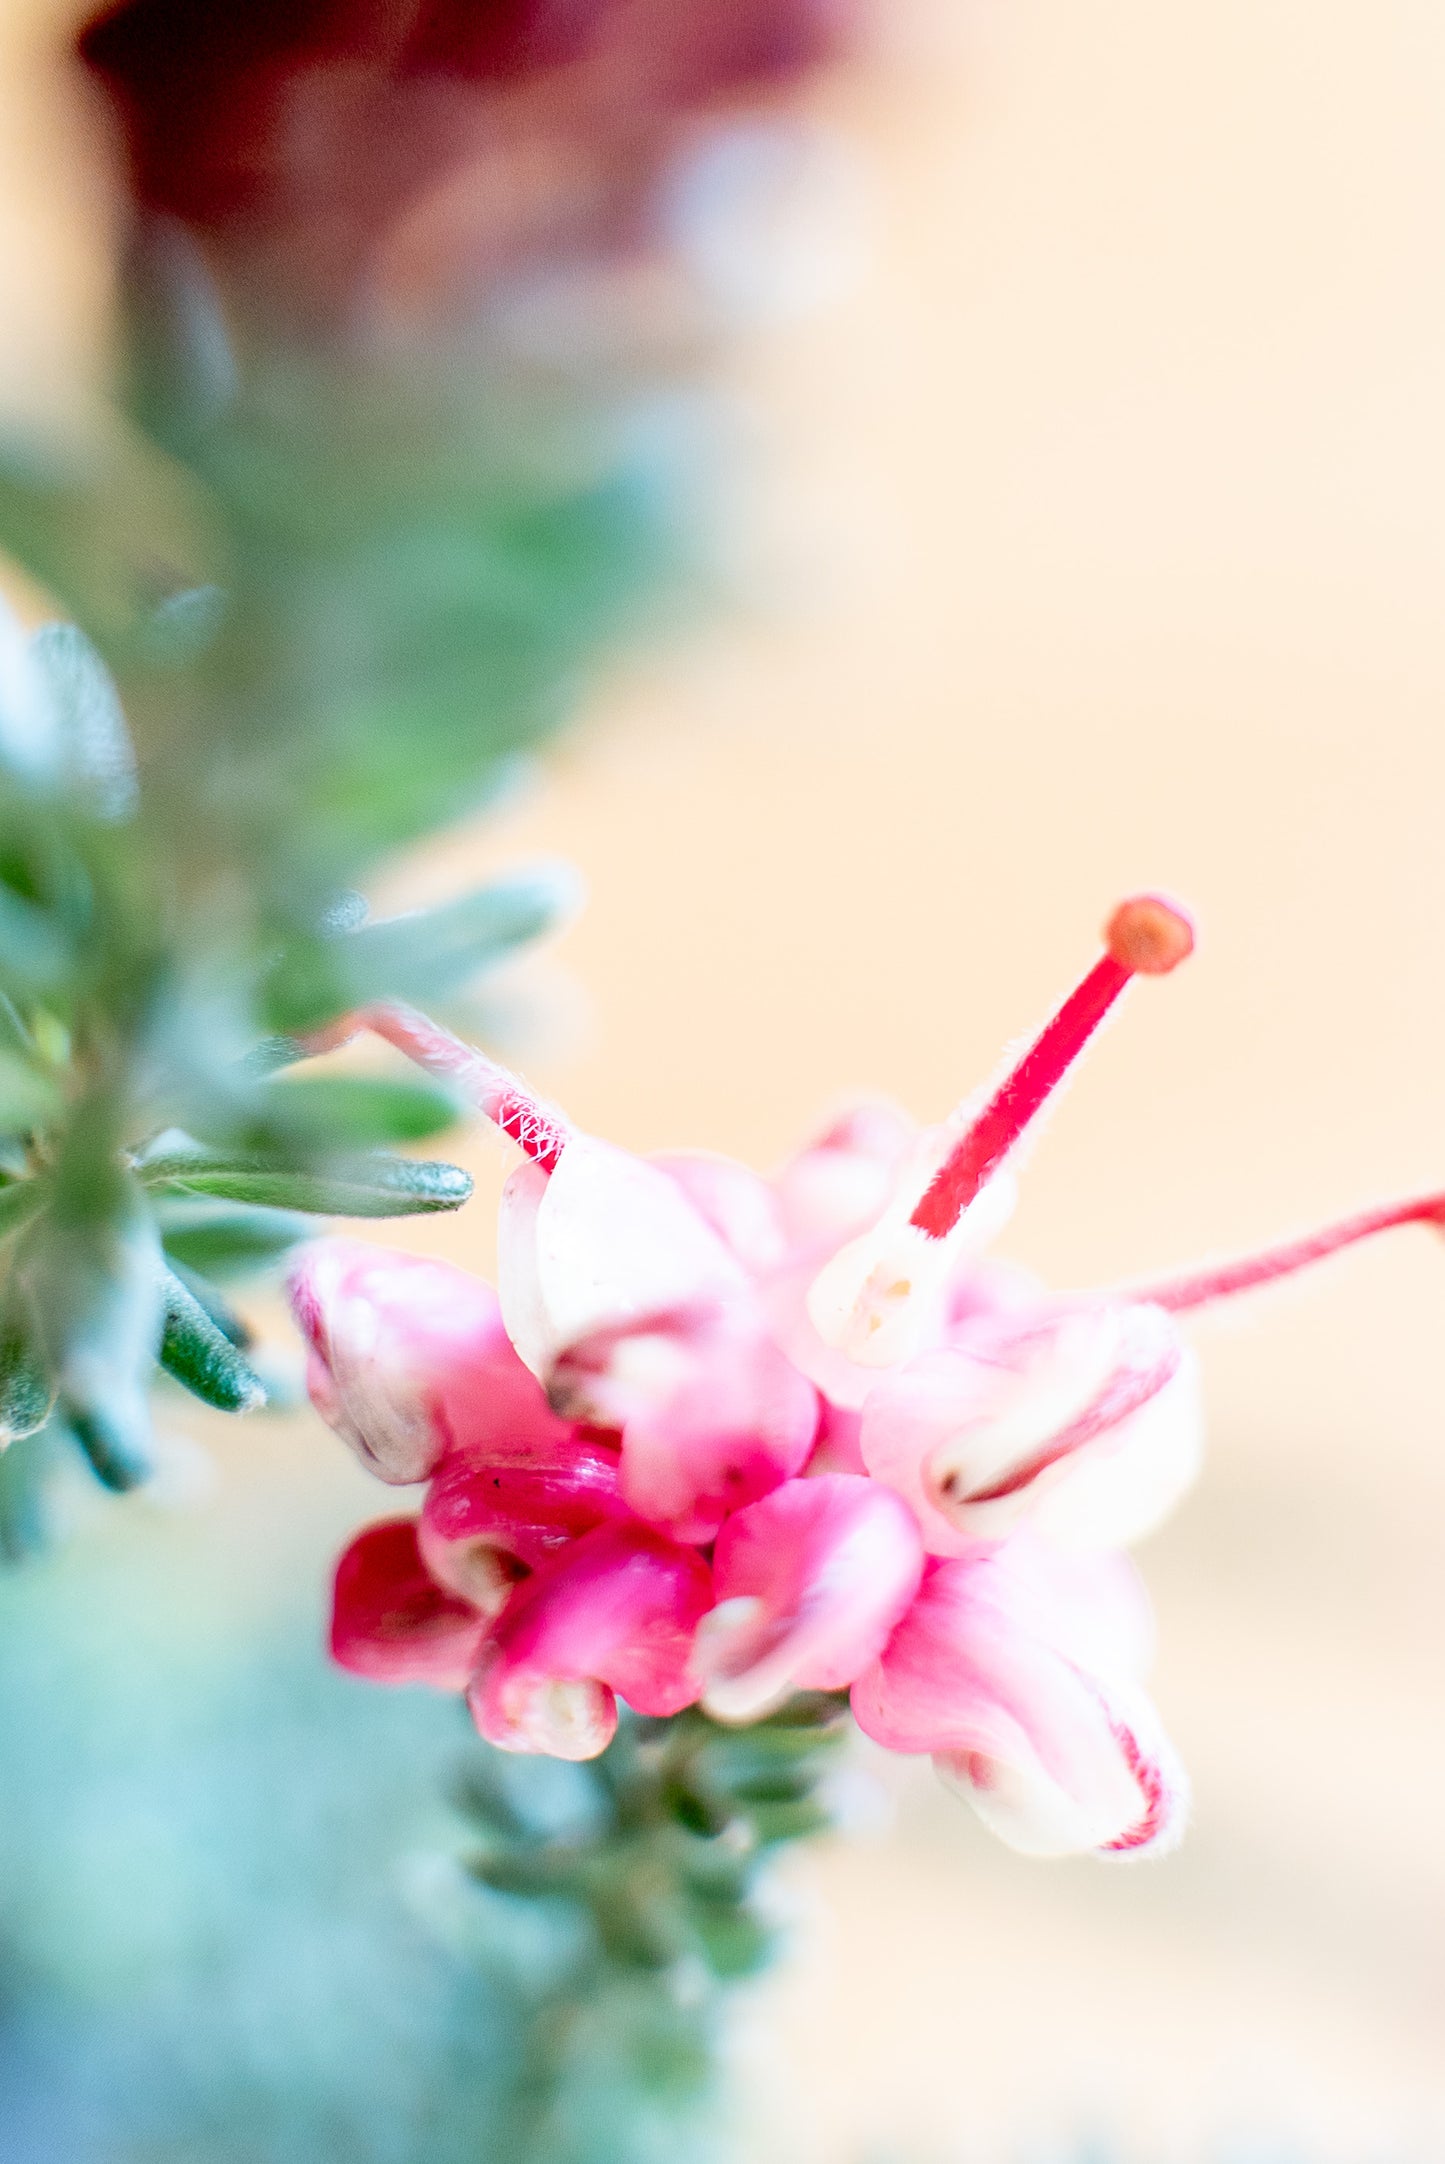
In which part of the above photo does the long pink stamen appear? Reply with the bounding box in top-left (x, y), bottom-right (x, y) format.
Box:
top-left (910, 895), bottom-right (1195, 1241)
top-left (357, 1003), bottom-right (572, 1172)
top-left (1129, 1192), bottom-right (1445, 1314)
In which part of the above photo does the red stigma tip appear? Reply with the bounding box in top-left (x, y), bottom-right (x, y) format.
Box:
top-left (1105, 895), bottom-right (1195, 977)
top-left (909, 895), bottom-right (1196, 1242)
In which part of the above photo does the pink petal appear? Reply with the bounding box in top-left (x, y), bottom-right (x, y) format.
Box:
top-left (652, 1150), bottom-right (788, 1274)
top-left (850, 1545), bottom-right (1185, 1857)
top-left (698, 1473), bottom-right (924, 1719)
top-left (773, 1101), bottom-right (918, 1256)
top-left (330, 1517), bottom-right (488, 1691)
top-left (419, 1428), bottom-right (628, 1612)
top-left (467, 1522), bottom-right (714, 1757)
top-left (290, 1239), bottom-right (512, 1484)
top-left (554, 1309), bottom-right (819, 1543)
top-left (803, 1398), bottom-right (866, 1476)
top-left (860, 1303), bottom-right (1201, 1552)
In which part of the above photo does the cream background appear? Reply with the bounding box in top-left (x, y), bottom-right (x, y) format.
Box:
top-left (5, 1), bottom-right (1445, 2156)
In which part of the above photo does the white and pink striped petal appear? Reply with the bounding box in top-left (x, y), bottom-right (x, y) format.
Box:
top-left (850, 1542), bottom-right (1185, 1858)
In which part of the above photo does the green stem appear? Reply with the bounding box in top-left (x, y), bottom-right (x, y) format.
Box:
top-left (459, 1695), bottom-right (849, 2164)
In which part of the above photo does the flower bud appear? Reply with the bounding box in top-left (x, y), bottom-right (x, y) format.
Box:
top-left (290, 1239), bottom-right (514, 1484)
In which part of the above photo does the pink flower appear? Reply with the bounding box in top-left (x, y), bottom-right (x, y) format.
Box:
top-left (468, 1520), bottom-right (713, 1759)
top-left (851, 1538), bottom-right (1185, 1857)
top-left (354, 1027), bottom-right (821, 1541)
top-left (859, 1300), bottom-right (1202, 1552)
top-left (695, 1473), bottom-right (924, 1721)
top-left (299, 900), bottom-right (1445, 1855)
top-left (290, 1238), bottom-right (521, 1484)
top-left (331, 1516), bottom-right (490, 1690)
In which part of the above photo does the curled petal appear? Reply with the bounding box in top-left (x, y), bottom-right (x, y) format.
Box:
top-left (290, 1239), bottom-right (513, 1483)
top-left (467, 1521), bottom-right (714, 1758)
top-left (697, 1473), bottom-right (924, 1721)
top-left (330, 1517), bottom-right (488, 1690)
top-left (554, 1310), bottom-right (818, 1543)
top-left (419, 1428), bottom-right (627, 1614)
top-left (861, 1303), bottom-right (1202, 1551)
top-left (850, 1545), bottom-right (1185, 1857)
top-left (497, 1135), bottom-right (746, 1379)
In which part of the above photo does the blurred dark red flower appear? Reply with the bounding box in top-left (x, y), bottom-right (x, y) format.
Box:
top-left (78, 0), bottom-right (854, 332)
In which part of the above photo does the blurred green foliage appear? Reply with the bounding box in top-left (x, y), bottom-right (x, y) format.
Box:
top-left (0, 1459), bottom-right (845, 2164)
top-left (0, 203), bottom-right (699, 1502)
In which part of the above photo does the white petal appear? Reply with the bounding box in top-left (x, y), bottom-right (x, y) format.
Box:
top-left (534, 1137), bottom-right (746, 1341)
top-left (497, 1159), bottom-right (553, 1377)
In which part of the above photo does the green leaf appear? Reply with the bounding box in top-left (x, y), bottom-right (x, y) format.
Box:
top-left (158, 1268), bottom-right (265, 1413)
top-left (0, 1051), bottom-right (62, 1133)
top-left (25, 1118), bottom-right (161, 1486)
top-left (0, 1289), bottom-right (54, 1445)
top-left (64, 1403), bottom-right (149, 1492)
top-left (165, 1261), bottom-right (251, 1347)
top-left (262, 864), bottom-right (579, 1033)
top-left (156, 1195), bottom-right (309, 1281)
top-left (0, 428), bottom-right (208, 645)
top-left (253, 1072), bottom-right (463, 1148)
top-left (28, 622), bottom-right (137, 819)
top-left (0, 1424), bottom-right (55, 1560)
top-left (0, 885), bottom-right (71, 994)
top-left (144, 1146), bottom-right (473, 1217)
top-left (0, 1179), bottom-right (48, 1243)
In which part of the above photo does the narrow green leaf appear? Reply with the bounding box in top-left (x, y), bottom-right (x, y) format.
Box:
top-left (166, 1261), bottom-right (251, 1347)
top-left (145, 1146), bottom-right (473, 1217)
top-left (255, 1072), bottom-right (462, 1147)
top-left (344, 864), bottom-right (582, 1003)
top-left (0, 1294), bottom-right (54, 1445)
top-left (159, 1268), bottom-right (265, 1413)
top-left (28, 621), bottom-right (137, 819)
top-left (65, 1403), bottom-right (150, 1492)
top-left (156, 1195), bottom-right (309, 1281)
top-left (262, 864), bottom-right (580, 1033)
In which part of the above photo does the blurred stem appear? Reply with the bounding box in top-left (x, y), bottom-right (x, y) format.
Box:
top-left (462, 1696), bottom-right (849, 2164)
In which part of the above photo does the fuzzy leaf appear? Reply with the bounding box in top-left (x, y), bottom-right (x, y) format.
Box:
top-left (64, 1403), bottom-right (150, 1492)
top-left (29, 622), bottom-right (138, 819)
top-left (144, 1146), bottom-right (473, 1217)
top-left (156, 1195), bottom-right (309, 1281)
top-left (159, 1268), bottom-right (265, 1413)
top-left (0, 1294), bottom-right (54, 1446)
top-left (251, 1073), bottom-right (463, 1148)
top-left (262, 865), bottom-right (579, 1034)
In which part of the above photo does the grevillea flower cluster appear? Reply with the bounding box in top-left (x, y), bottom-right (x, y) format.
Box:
top-left (291, 897), bottom-right (1445, 1859)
